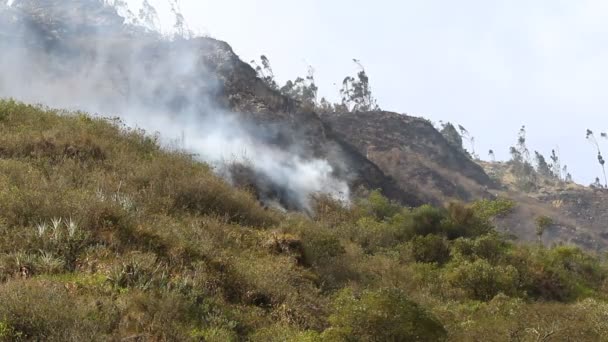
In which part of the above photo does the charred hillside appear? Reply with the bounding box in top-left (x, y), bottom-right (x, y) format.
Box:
top-left (321, 111), bottom-right (494, 205)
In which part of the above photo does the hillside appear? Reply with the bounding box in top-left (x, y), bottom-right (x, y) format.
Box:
top-left (1, 101), bottom-right (608, 341)
top-left (321, 111), bottom-right (494, 205)
top-left (0, 0), bottom-right (491, 209)
top-left (479, 161), bottom-right (608, 251)
top-left (3, 1), bottom-right (608, 341)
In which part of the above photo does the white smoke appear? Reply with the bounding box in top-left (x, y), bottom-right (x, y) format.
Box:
top-left (0, 0), bottom-right (350, 211)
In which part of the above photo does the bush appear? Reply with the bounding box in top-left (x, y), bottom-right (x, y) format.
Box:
top-left (363, 190), bottom-right (402, 220)
top-left (325, 288), bottom-right (447, 341)
top-left (441, 202), bottom-right (492, 239)
top-left (470, 198), bottom-right (516, 221)
top-left (409, 235), bottom-right (451, 264)
top-left (345, 217), bottom-right (404, 254)
top-left (451, 234), bottom-right (509, 263)
top-left (446, 259), bottom-right (519, 300)
top-left (514, 246), bottom-right (605, 301)
top-left (408, 205), bottom-right (445, 237)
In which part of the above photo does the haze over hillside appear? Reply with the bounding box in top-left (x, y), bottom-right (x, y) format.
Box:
top-left (122, 0), bottom-right (608, 185)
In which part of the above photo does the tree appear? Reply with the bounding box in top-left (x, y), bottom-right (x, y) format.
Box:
top-left (280, 65), bottom-right (318, 108)
top-left (509, 126), bottom-right (536, 191)
top-left (251, 55), bottom-right (279, 90)
top-left (550, 149), bottom-right (562, 180)
top-left (108, 0), bottom-right (138, 25)
top-left (169, 0), bottom-right (192, 38)
top-left (586, 129), bottom-right (607, 188)
top-left (592, 177), bottom-right (604, 189)
top-left (318, 97), bottom-right (334, 113)
top-left (563, 165), bottom-right (573, 183)
top-left (339, 59), bottom-right (380, 112)
top-left (138, 0), bottom-right (160, 31)
top-left (457, 124), bottom-right (477, 159)
top-left (517, 126), bottom-right (531, 162)
top-left (535, 151), bottom-right (555, 179)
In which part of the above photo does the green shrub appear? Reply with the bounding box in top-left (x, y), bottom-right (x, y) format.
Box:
top-left (441, 202), bottom-right (492, 239)
top-left (515, 246), bottom-right (605, 301)
top-left (409, 235), bottom-right (451, 264)
top-left (326, 288), bottom-right (447, 341)
top-left (358, 189), bottom-right (401, 221)
top-left (446, 259), bottom-right (519, 300)
top-left (470, 198), bottom-right (516, 221)
top-left (408, 205), bottom-right (445, 237)
top-left (451, 234), bottom-right (509, 263)
top-left (345, 217), bottom-right (404, 253)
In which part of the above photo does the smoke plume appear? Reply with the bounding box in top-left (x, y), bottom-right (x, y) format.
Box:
top-left (0, 0), bottom-right (349, 211)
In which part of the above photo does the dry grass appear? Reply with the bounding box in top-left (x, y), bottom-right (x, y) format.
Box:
top-left (1, 100), bottom-right (608, 341)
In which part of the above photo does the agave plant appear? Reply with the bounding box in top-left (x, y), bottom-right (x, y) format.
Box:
top-left (36, 251), bottom-right (65, 274)
top-left (35, 222), bottom-right (48, 237)
top-left (50, 217), bottom-right (63, 240)
top-left (13, 252), bottom-right (37, 276)
top-left (66, 217), bottom-right (78, 238)
top-left (95, 188), bottom-right (106, 201)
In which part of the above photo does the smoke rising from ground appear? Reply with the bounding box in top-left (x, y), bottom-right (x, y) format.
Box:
top-left (0, 0), bottom-right (349, 211)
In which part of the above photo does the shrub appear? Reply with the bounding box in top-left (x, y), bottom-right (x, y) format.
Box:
top-left (516, 246), bottom-right (606, 301)
top-left (470, 198), bottom-right (516, 221)
top-left (408, 205), bottom-right (445, 237)
top-left (363, 190), bottom-right (401, 220)
top-left (441, 202), bottom-right (492, 239)
top-left (325, 288), bottom-right (447, 341)
top-left (446, 259), bottom-right (519, 300)
top-left (409, 235), bottom-right (451, 264)
top-left (350, 217), bottom-right (404, 253)
top-left (451, 234), bottom-right (509, 263)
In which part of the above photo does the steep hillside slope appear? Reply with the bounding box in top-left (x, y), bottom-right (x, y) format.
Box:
top-left (321, 111), bottom-right (494, 205)
top-left (480, 161), bottom-right (608, 251)
top-left (0, 0), bottom-right (422, 207)
top-left (2, 101), bottom-right (608, 341)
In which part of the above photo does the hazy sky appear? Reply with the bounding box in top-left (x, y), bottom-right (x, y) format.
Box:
top-left (126, 0), bottom-right (608, 184)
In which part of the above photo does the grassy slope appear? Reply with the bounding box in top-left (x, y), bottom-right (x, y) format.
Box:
top-left (0, 100), bottom-right (608, 341)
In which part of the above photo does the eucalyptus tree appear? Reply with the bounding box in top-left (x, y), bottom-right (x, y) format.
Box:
top-left (586, 129), bottom-right (607, 188)
top-left (339, 59), bottom-right (380, 112)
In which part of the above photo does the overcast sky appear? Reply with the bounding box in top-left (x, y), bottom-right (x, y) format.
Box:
top-left (126, 0), bottom-right (608, 185)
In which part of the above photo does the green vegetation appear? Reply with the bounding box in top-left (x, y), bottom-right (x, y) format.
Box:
top-left (1, 100), bottom-right (608, 341)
